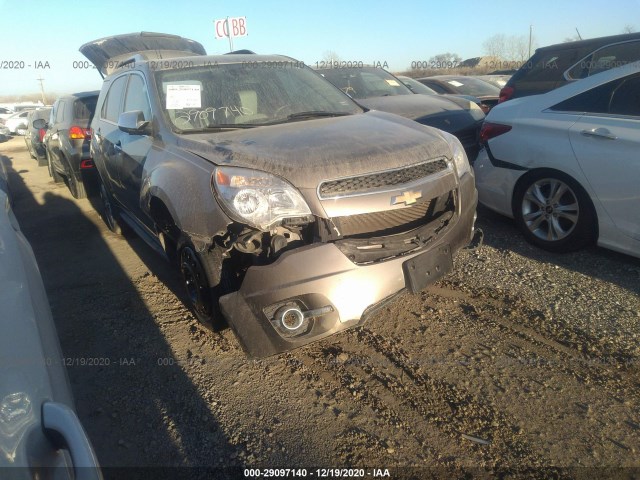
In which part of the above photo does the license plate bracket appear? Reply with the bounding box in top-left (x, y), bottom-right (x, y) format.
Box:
top-left (402, 244), bottom-right (453, 293)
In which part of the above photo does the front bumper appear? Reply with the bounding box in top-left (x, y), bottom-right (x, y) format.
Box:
top-left (220, 172), bottom-right (477, 358)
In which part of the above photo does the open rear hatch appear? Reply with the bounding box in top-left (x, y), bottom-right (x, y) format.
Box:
top-left (79, 31), bottom-right (206, 77)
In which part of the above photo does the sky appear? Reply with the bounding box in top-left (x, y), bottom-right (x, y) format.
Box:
top-left (0, 0), bottom-right (638, 99)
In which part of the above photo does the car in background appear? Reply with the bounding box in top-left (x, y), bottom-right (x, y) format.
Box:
top-left (475, 61), bottom-right (640, 258)
top-left (0, 124), bottom-right (9, 143)
top-left (0, 106), bottom-right (14, 120)
top-left (36, 91), bottom-right (99, 199)
top-left (397, 74), bottom-right (487, 110)
top-left (474, 74), bottom-right (511, 89)
top-left (24, 107), bottom-right (52, 165)
top-left (499, 32), bottom-right (640, 102)
top-left (417, 75), bottom-right (500, 113)
top-left (0, 159), bottom-right (103, 478)
top-left (318, 67), bottom-right (485, 161)
top-left (3, 110), bottom-right (33, 135)
top-left (82, 32), bottom-right (478, 357)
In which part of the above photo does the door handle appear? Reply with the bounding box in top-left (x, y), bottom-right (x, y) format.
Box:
top-left (580, 128), bottom-right (617, 140)
top-left (114, 141), bottom-right (122, 152)
top-left (42, 402), bottom-right (103, 479)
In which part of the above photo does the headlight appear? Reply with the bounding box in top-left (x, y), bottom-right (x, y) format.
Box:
top-left (440, 130), bottom-right (471, 177)
top-left (468, 101), bottom-right (486, 121)
top-left (212, 167), bottom-right (311, 230)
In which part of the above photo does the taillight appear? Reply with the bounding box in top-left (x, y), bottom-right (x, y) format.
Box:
top-left (69, 126), bottom-right (91, 140)
top-left (38, 128), bottom-right (46, 142)
top-left (80, 159), bottom-right (95, 169)
top-left (480, 122), bottom-right (512, 144)
top-left (498, 86), bottom-right (514, 103)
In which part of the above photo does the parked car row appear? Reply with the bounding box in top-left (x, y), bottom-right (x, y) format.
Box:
top-left (18, 30), bottom-right (640, 360)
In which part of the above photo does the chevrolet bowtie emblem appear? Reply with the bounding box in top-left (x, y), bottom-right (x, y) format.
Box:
top-left (391, 190), bottom-right (422, 206)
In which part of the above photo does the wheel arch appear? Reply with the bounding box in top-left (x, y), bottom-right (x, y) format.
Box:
top-left (511, 167), bottom-right (599, 241)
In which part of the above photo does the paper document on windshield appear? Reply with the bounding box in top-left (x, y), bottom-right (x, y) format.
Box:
top-left (166, 84), bottom-right (202, 109)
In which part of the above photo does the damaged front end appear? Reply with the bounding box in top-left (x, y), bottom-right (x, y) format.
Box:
top-left (215, 157), bottom-right (477, 358)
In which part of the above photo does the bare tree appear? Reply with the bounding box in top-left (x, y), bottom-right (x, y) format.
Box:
top-left (322, 50), bottom-right (342, 64)
top-left (483, 34), bottom-right (535, 62)
top-left (483, 34), bottom-right (507, 59)
top-left (622, 24), bottom-right (636, 33)
top-left (428, 52), bottom-right (462, 66)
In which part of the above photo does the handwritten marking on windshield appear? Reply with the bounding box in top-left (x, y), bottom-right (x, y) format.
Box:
top-left (176, 106), bottom-right (254, 122)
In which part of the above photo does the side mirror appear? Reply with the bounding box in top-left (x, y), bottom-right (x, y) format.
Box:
top-left (33, 118), bottom-right (47, 129)
top-left (118, 111), bottom-right (150, 135)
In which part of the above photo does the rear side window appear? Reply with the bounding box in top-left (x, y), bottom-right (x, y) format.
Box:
top-left (567, 41), bottom-right (640, 79)
top-left (55, 102), bottom-right (65, 123)
top-left (519, 48), bottom-right (589, 82)
top-left (550, 73), bottom-right (640, 116)
top-left (101, 75), bottom-right (127, 123)
top-left (73, 97), bottom-right (98, 120)
top-left (123, 74), bottom-right (152, 121)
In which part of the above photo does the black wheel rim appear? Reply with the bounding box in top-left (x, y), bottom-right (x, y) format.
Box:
top-left (180, 246), bottom-right (212, 319)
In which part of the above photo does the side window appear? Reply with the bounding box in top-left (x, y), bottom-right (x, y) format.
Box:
top-left (102, 75), bottom-right (128, 123)
top-left (550, 74), bottom-right (640, 116)
top-left (55, 101), bottom-right (65, 123)
top-left (123, 74), bottom-right (152, 121)
top-left (608, 75), bottom-right (640, 116)
top-left (567, 41), bottom-right (640, 79)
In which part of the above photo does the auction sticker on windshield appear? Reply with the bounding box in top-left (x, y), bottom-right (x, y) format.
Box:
top-left (166, 84), bottom-right (202, 109)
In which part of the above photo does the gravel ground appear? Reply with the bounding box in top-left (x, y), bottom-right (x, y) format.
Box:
top-left (2, 135), bottom-right (639, 479)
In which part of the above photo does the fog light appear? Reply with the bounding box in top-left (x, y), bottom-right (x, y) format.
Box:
top-left (275, 306), bottom-right (305, 331)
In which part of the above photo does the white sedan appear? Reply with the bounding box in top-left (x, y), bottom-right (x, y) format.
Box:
top-left (474, 61), bottom-right (640, 258)
top-left (3, 110), bottom-right (32, 134)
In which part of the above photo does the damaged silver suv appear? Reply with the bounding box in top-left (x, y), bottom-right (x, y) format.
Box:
top-left (82, 32), bottom-right (478, 357)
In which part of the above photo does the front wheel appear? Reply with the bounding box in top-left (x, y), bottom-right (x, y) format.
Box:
top-left (178, 240), bottom-right (227, 330)
top-left (513, 170), bottom-right (596, 253)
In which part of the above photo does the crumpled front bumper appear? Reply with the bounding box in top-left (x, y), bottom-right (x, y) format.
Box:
top-left (219, 172), bottom-right (477, 358)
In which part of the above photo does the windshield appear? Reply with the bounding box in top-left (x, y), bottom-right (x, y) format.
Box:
top-left (439, 77), bottom-right (500, 96)
top-left (154, 62), bottom-right (361, 132)
top-left (318, 68), bottom-right (413, 99)
top-left (397, 76), bottom-right (438, 95)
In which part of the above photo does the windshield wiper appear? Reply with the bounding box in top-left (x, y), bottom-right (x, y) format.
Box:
top-left (286, 111), bottom-right (351, 120)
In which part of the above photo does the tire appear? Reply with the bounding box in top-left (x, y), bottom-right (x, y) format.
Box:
top-left (68, 171), bottom-right (87, 199)
top-left (99, 180), bottom-right (126, 235)
top-left (178, 238), bottom-right (228, 330)
top-left (47, 152), bottom-right (64, 183)
top-left (513, 170), bottom-right (597, 253)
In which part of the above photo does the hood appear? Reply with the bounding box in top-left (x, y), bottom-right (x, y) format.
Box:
top-left (79, 32), bottom-right (206, 77)
top-left (175, 111), bottom-right (451, 190)
top-left (358, 94), bottom-right (463, 119)
top-left (359, 95), bottom-right (477, 135)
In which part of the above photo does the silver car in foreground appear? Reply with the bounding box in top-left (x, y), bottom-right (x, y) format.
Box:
top-left (0, 161), bottom-right (102, 478)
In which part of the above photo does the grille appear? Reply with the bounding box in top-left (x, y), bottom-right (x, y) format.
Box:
top-left (319, 159), bottom-right (448, 198)
top-left (333, 199), bottom-right (432, 237)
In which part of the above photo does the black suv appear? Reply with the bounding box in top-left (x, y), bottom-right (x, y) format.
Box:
top-left (83, 32), bottom-right (478, 357)
top-left (500, 32), bottom-right (640, 102)
top-left (35, 91), bottom-right (99, 198)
